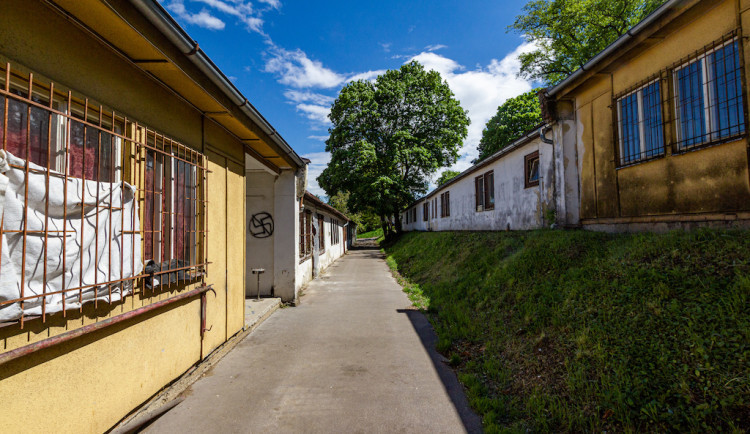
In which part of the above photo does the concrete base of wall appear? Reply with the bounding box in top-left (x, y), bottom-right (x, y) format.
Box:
top-left (110, 298), bottom-right (281, 433)
top-left (583, 216), bottom-right (750, 233)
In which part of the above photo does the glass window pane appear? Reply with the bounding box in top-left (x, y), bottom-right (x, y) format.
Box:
top-left (641, 82), bottom-right (664, 156)
top-left (619, 93), bottom-right (640, 163)
top-left (711, 41), bottom-right (745, 139)
top-left (676, 59), bottom-right (706, 148)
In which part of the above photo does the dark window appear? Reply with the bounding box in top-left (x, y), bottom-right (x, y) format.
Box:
top-left (475, 171), bottom-right (494, 211)
top-left (423, 202), bottom-right (428, 221)
top-left (475, 176), bottom-right (484, 211)
top-left (616, 81), bottom-right (664, 165)
top-left (318, 214), bottom-right (325, 252)
top-left (440, 192), bottom-right (450, 217)
top-left (524, 151), bottom-right (540, 188)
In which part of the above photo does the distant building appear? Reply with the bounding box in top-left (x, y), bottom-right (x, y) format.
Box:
top-left (297, 192), bottom-right (350, 286)
top-left (403, 128), bottom-right (555, 231)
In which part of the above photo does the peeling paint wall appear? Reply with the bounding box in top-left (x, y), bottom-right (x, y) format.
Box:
top-left (403, 137), bottom-right (555, 232)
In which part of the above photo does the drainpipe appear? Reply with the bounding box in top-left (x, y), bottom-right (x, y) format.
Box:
top-left (539, 125), bottom-right (554, 145)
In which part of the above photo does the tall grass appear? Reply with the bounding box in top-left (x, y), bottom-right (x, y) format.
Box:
top-left (383, 230), bottom-right (750, 432)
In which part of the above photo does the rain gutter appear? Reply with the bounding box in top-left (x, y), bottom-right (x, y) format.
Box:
top-left (128, 0), bottom-right (305, 169)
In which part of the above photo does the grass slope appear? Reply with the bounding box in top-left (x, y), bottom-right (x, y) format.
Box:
top-left (358, 227), bottom-right (383, 239)
top-left (383, 230), bottom-right (750, 432)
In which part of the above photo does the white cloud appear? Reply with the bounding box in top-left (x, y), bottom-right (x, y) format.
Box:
top-left (380, 43), bottom-right (392, 53)
top-left (308, 135), bottom-right (329, 141)
top-left (283, 90), bottom-right (334, 106)
top-left (167, 3), bottom-right (225, 30)
top-left (424, 44), bottom-right (447, 52)
top-left (409, 42), bottom-right (537, 168)
top-left (167, 0), bottom-right (268, 34)
top-left (258, 0), bottom-right (281, 9)
top-left (296, 103), bottom-right (331, 126)
top-left (302, 152), bottom-right (331, 197)
top-left (265, 48), bottom-right (346, 88)
top-left (346, 70), bottom-right (386, 83)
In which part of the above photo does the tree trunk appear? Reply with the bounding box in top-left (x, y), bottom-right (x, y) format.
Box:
top-left (380, 215), bottom-right (389, 239)
top-left (394, 214), bottom-right (403, 234)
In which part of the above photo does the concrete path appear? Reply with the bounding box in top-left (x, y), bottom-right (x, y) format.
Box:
top-left (145, 248), bottom-right (481, 433)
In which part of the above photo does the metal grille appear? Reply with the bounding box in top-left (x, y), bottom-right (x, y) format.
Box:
top-left (0, 62), bottom-right (208, 328)
top-left (614, 30), bottom-right (747, 167)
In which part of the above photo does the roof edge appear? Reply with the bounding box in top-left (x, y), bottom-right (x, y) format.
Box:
top-left (128, 0), bottom-right (305, 169)
top-left (303, 191), bottom-right (351, 222)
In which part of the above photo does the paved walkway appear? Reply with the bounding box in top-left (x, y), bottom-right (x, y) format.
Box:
top-left (146, 248), bottom-right (481, 433)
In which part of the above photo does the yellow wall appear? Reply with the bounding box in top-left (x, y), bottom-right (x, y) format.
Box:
top-left (568, 0), bottom-right (750, 221)
top-left (0, 1), bottom-right (249, 432)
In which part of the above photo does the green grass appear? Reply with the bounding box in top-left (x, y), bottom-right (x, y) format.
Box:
top-left (358, 227), bottom-right (383, 239)
top-left (382, 229), bottom-right (750, 432)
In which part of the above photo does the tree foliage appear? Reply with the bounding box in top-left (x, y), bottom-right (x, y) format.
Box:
top-left (436, 170), bottom-right (460, 186)
top-left (511, 0), bottom-right (667, 84)
top-left (475, 89), bottom-right (542, 163)
top-left (327, 191), bottom-right (381, 233)
top-left (319, 61), bottom-right (469, 235)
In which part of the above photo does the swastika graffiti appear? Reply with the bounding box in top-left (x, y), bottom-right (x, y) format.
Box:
top-left (249, 212), bottom-right (274, 238)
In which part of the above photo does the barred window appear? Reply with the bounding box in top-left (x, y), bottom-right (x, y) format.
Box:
top-left (299, 210), bottom-right (312, 259)
top-left (0, 63), bottom-right (207, 326)
top-left (317, 213), bottom-right (325, 252)
top-left (616, 80), bottom-right (665, 165)
top-left (674, 38), bottom-right (745, 150)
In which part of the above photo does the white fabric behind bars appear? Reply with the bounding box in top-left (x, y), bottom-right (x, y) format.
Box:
top-left (0, 150), bottom-right (143, 321)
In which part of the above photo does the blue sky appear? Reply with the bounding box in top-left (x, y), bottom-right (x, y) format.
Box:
top-left (161, 0), bottom-right (537, 195)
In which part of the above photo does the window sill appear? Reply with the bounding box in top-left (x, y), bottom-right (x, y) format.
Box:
top-left (671, 133), bottom-right (746, 156)
top-left (615, 152), bottom-right (666, 170)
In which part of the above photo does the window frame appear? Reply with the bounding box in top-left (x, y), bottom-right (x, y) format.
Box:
top-left (524, 151), bottom-right (540, 188)
top-left (475, 170), bottom-right (494, 211)
top-left (614, 78), bottom-right (666, 166)
top-left (672, 37), bottom-right (746, 153)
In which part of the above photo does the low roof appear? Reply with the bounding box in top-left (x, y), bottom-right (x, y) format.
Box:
top-left (49, 0), bottom-right (304, 171)
top-left (303, 192), bottom-right (351, 222)
top-left (406, 125), bottom-right (545, 209)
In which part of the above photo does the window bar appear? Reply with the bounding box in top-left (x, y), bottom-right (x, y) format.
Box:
top-left (120, 116), bottom-right (127, 294)
top-left (19, 71), bottom-right (32, 329)
top-left (62, 90), bottom-right (71, 318)
top-left (42, 81), bottom-right (54, 323)
top-left (78, 98), bottom-right (89, 313)
top-left (132, 121), bottom-right (139, 299)
top-left (107, 110), bottom-right (115, 298)
top-left (95, 105), bottom-right (102, 308)
top-left (0, 66), bottom-right (7, 291)
top-left (168, 135), bottom-right (174, 289)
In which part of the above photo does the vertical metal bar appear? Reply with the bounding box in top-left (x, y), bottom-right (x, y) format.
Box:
top-left (0, 65), bottom-right (7, 315)
top-left (94, 107), bottom-right (102, 308)
top-left (132, 122), bottom-right (139, 302)
top-left (120, 117), bottom-right (127, 288)
top-left (79, 98), bottom-right (88, 312)
top-left (42, 82), bottom-right (54, 322)
top-left (62, 90), bottom-right (71, 317)
top-left (19, 72), bottom-right (33, 328)
top-left (108, 110), bottom-right (115, 301)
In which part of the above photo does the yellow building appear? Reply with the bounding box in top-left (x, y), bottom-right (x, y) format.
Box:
top-left (546, 0), bottom-right (750, 231)
top-left (0, 0), bottom-right (307, 432)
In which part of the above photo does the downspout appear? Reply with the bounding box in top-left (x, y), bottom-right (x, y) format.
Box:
top-left (539, 125), bottom-right (555, 226)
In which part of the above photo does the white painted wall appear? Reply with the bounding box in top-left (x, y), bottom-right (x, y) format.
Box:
top-left (402, 136), bottom-right (555, 231)
top-left (245, 155), bottom-right (301, 303)
top-left (296, 209), bottom-right (347, 288)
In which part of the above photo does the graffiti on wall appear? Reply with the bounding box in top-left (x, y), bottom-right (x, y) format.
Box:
top-left (249, 212), bottom-right (274, 238)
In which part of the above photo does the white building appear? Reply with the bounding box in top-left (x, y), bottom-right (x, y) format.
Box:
top-left (403, 128), bottom-right (556, 231)
top-left (297, 192), bottom-right (350, 287)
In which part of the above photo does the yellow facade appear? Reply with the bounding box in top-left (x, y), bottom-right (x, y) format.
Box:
top-left (555, 0), bottom-right (750, 226)
top-left (0, 1), bottom-right (283, 432)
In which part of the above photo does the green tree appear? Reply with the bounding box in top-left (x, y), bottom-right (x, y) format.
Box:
top-left (319, 61), bottom-right (469, 237)
top-left (475, 89), bottom-right (542, 163)
top-left (436, 170), bottom-right (460, 186)
top-left (327, 191), bottom-right (380, 233)
top-left (511, 0), bottom-right (667, 84)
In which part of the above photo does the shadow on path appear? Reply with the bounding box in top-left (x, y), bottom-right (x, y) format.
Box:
top-left (397, 308), bottom-right (483, 434)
